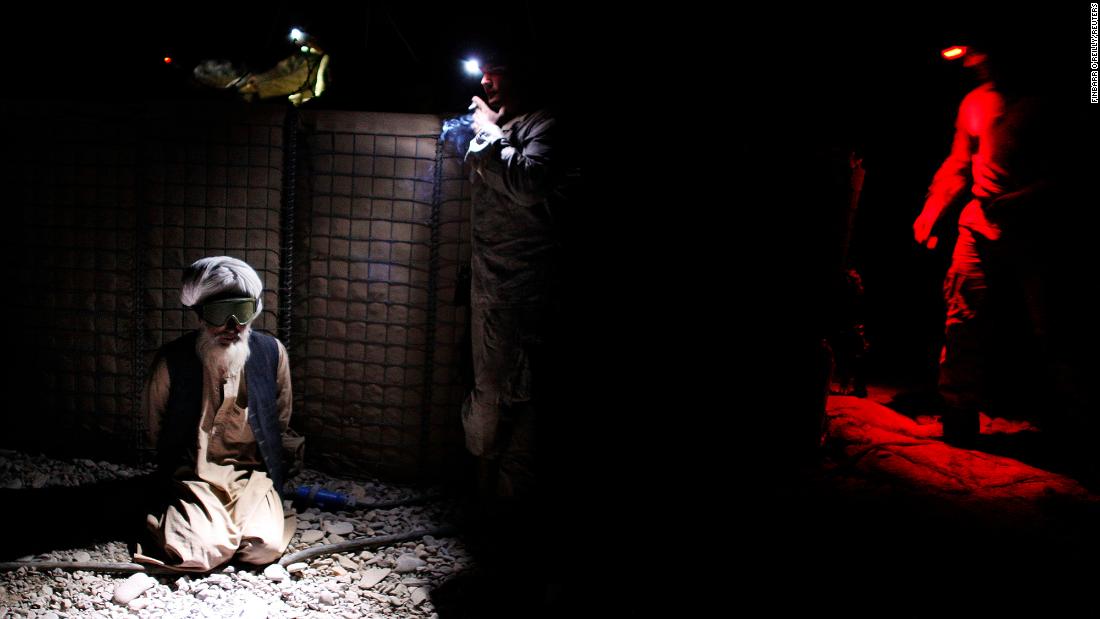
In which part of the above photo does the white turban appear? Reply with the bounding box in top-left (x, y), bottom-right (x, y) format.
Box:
top-left (180, 256), bottom-right (264, 314)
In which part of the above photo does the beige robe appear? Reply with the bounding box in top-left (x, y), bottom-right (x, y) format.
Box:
top-left (135, 337), bottom-right (296, 571)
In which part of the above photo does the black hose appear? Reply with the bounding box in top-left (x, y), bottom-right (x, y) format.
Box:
top-left (278, 525), bottom-right (458, 567)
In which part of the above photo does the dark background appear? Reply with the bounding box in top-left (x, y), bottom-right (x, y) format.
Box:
top-left (3, 2), bottom-right (1099, 612)
top-left (732, 5), bottom-right (1100, 608)
top-left (9, 1), bottom-right (1097, 466)
top-left (738, 2), bottom-right (1097, 389)
top-left (14, 2), bottom-right (587, 114)
top-left (10, 3), bottom-right (1095, 375)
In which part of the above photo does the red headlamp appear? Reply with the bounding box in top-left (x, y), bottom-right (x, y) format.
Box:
top-left (941, 46), bottom-right (968, 61)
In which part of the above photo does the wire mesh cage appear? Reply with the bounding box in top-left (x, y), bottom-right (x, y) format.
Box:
top-left (5, 101), bottom-right (471, 482)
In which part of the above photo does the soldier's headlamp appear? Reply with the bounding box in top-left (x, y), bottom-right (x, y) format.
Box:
top-left (941, 46), bottom-right (968, 61)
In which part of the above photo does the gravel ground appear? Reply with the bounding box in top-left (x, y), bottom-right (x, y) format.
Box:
top-left (0, 450), bottom-right (472, 618)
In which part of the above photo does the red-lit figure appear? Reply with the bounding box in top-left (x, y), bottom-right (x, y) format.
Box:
top-left (913, 42), bottom-right (1052, 447)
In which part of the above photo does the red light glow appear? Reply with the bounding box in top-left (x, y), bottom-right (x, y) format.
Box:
top-left (163, 57), bottom-right (173, 64)
top-left (941, 46), bottom-right (967, 60)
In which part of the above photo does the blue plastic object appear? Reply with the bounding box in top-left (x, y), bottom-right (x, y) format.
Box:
top-left (294, 484), bottom-right (357, 509)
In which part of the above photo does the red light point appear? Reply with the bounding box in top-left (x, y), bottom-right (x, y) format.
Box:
top-left (941, 46), bottom-right (967, 60)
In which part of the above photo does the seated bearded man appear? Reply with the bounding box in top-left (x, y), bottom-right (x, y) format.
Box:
top-left (135, 256), bottom-right (296, 571)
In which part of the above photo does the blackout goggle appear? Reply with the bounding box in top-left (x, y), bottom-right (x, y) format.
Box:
top-left (194, 298), bottom-right (258, 327)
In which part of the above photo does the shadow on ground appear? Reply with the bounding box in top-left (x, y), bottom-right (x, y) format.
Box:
top-left (0, 475), bottom-right (156, 560)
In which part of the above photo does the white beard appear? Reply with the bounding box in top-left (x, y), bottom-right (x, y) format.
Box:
top-left (197, 325), bottom-right (252, 380)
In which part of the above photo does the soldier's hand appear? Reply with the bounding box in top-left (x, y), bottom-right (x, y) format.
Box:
top-left (913, 211), bottom-right (937, 247)
top-left (470, 96), bottom-right (503, 133)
